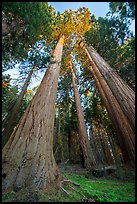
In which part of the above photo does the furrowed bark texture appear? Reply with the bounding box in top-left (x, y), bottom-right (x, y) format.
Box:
top-left (87, 45), bottom-right (135, 132)
top-left (71, 67), bottom-right (96, 168)
top-left (2, 35), bottom-right (65, 191)
top-left (2, 67), bottom-right (35, 148)
top-left (82, 44), bottom-right (135, 168)
top-left (88, 65), bottom-right (125, 156)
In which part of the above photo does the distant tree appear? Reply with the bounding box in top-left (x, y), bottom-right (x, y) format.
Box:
top-left (2, 74), bottom-right (19, 122)
top-left (70, 61), bottom-right (96, 168)
top-left (2, 66), bottom-right (35, 148)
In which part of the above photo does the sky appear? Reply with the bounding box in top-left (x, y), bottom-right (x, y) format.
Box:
top-left (4, 2), bottom-right (135, 90)
top-left (48, 2), bottom-right (135, 33)
top-left (48, 2), bottom-right (110, 18)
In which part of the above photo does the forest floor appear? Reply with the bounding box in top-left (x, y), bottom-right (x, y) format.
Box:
top-left (2, 163), bottom-right (135, 202)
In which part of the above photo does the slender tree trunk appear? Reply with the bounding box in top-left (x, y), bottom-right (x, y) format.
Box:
top-left (68, 130), bottom-right (81, 164)
top-left (57, 106), bottom-right (64, 163)
top-left (2, 35), bottom-right (65, 191)
top-left (100, 126), bottom-right (114, 165)
top-left (68, 127), bottom-right (72, 161)
top-left (107, 130), bottom-right (123, 166)
top-left (2, 66), bottom-right (36, 148)
top-left (80, 43), bottom-right (135, 168)
top-left (90, 123), bottom-right (102, 166)
top-left (93, 122), bottom-right (106, 166)
top-left (68, 105), bottom-right (80, 164)
top-left (71, 66), bottom-right (96, 168)
top-left (53, 108), bottom-right (59, 160)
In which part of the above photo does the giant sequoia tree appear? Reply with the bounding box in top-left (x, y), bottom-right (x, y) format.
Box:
top-left (2, 35), bottom-right (64, 191)
top-left (2, 6), bottom-right (93, 191)
top-left (2, 42), bottom-right (52, 148)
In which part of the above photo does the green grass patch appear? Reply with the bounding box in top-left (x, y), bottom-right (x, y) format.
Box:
top-left (63, 172), bottom-right (135, 202)
top-left (2, 171), bottom-right (135, 202)
top-left (2, 191), bottom-right (16, 202)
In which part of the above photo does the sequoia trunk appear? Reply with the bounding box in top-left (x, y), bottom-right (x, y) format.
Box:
top-left (2, 35), bottom-right (65, 191)
top-left (85, 43), bottom-right (135, 132)
top-left (71, 66), bottom-right (96, 168)
top-left (81, 43), bottom-right (135, 168)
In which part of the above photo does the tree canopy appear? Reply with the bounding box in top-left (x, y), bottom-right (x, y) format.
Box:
top-left (2, 2), bottom-right (55, 64)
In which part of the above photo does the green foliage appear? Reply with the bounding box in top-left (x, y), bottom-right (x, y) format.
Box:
top-left (84, 86), bottom-right (112, 127)
top-left (84, 15), bottom-right (135, 90)
top-left (109, 2), bottom-right (135, 21)
top-left (2, 191), bottom-right (16, 202)
top-left (107, 2), bottom-right (135, 46)
top-left (118, 37), bottom-right (135, 90)
top-left (2, 74), bottom-right (19, 116)
top-left (16, 89), bottom-right (35, 124)
top-left (51, 7), bottom-right (92, 43)
top-left (2, 72), bottom-right (35, 131)
top-left (2, 2), bottom-right (55, 63)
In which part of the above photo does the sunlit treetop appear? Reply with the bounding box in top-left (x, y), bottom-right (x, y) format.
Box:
top-left (2, 81), bottom-right (9, 89)
top-left (73, 7), bottom-right (92, 36)
top-left (51, 7), bottom-right (93, 43)
top-left (60, 50), bottom-right (72, 76)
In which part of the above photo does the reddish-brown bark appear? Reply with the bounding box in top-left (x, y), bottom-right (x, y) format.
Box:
top-left (87, 45), bottom-right (135, 132)
top-left (81, 43), bottom-right (135, 168)
top-left (2, 35), bottom-right (65, 191)
top-left (71, 66), bottom-right (96, 168)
